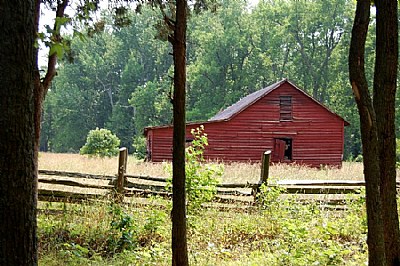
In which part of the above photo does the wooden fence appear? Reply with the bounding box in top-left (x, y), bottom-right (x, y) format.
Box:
top-left (36, 148), bottom-right (388, 207)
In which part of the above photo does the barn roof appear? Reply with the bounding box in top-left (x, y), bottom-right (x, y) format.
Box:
top-left (209, 78), bottom-right (349, 125)
top-left (145, 79), bottom-right (349, 134)
top-left (209, 79), bottom-right (284, 121)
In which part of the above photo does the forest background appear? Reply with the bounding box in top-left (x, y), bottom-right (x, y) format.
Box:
top-left (39, 0), bottom-right (400, 160)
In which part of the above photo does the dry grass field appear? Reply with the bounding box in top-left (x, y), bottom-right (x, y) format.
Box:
top-left (36, 152), bottom-right (391, 184)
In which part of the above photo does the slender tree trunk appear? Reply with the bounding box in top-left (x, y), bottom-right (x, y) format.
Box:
top-left (0, 0), bottom-right (38, 265)
top-left (171, 0), bottom-right (189, 264)
top-left (33, 0), bottom-right (67, 158)
top-left (373, 0), bottom-right (400, 264)
top-left (348, 0), bottom-right (386, 264)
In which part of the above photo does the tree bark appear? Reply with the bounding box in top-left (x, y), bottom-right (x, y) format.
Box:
top-left (348, 0), bottom-right (386, 264)
top-left (171, 0), bottom-right (189, 264)
top-left (373, 0), bottom-right (400, 264)
top-left (0, 0), bottom-right (38, 265)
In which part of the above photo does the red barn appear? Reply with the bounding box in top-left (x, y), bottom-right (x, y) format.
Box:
top-left (144, 79), bottom-right (349, 167)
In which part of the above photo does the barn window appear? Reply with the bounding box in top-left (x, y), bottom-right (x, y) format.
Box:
top-left (280, 96), bottom-right (292, 121)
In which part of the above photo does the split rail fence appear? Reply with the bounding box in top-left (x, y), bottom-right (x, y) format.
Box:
top-left (37, 148), bottom-right (390, 207)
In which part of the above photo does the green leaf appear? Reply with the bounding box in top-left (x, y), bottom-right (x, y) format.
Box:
top-left (49, 43), bottom-right (64, 58)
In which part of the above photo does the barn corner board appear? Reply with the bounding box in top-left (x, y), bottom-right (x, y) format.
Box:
top-left (144, 79), bottom-right (349, 167)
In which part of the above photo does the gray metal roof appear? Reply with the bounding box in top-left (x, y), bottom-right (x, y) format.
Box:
top-left (209, 79), bottom-right (287, 122)
top-left (144, 78), bottom-right (349, 134)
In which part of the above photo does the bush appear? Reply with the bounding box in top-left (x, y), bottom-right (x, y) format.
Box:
top-left (80, 128), bottom-right (120, 158)
top-left (132, 136), bottom-right (147, 159)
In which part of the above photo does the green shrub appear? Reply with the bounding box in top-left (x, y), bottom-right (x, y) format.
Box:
top-left (80, 128), bottom-right (120, 158)
top-left (166, 125), bottom-right (223, 213)
top-left (132, 136), bottom-right (147, 159)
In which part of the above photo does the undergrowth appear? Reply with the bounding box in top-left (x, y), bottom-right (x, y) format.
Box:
top-left (38, 188), bottom-right (369, 265)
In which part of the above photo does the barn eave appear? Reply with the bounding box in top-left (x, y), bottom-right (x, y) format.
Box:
top-left (209, 78), bottom-right (350, 126)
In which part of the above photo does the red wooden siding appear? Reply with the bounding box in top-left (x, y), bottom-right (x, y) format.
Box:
top-left (145, 80), bottom-right (347, 167)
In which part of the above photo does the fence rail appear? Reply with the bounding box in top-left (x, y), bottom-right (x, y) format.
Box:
top-left (37, 148), bottom-right (384, 207)
top-left (39, 171), bottom-right (376, 194)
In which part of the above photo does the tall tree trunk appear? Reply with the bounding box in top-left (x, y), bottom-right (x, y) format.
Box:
top-left (373, 0), bottom-right (400, 264)
top-left (348, 0), bottom-right (386, 264)
top-left (171, 0), bottom-right (189, 264)
top-left (0, 0), bottom-right (38, 265)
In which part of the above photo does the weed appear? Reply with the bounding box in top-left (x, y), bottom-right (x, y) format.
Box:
top-left (166, 125), bottom-right (223, 213)
top-left (108, 204), bottom-right (139, 253)
top-left (256, 183), bottom-right (287, 213)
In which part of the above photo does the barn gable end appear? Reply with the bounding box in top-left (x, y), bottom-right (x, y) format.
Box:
top-left (145, 79), bottom-right (348, 167)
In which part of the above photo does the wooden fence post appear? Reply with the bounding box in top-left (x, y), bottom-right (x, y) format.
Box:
top-left (260, 150), bottom-right (271, 185)
top-left (253, 150), bottom-right (271, 199)
top-left (115, 147), bottom-right (128, 202)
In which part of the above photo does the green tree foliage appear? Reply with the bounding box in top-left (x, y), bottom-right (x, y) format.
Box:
top-left (187, 0), bottom-right (265, 120)
top-left (41, 8), bottom-right (171, 152)
top-left (129, 79), bottom-right (173, 134)
top-left (40, 0), bottom-right (399, 161)
top-left (44, 82), bottom-right (94, 153)
top-left (43, 31), bottom-right (125, 152)
top-left (80, 128), bottom-right (121, 157)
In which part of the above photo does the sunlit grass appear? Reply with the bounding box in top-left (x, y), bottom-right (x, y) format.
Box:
top-left (38, 152), bottom-right (166, 177)
top-left (39, 152), bottom-right (369, 184)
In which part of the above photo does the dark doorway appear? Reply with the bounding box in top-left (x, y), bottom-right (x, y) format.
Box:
top-left (272, 138), bottom-right (292, 162)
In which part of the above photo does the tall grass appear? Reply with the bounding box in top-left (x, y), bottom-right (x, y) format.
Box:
top-left (39, 152), bottom-right (370, 184)
top-left (37, 152), bottom-right (373, 265)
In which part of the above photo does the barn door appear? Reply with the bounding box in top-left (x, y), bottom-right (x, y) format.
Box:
top-left (272, 139), bottom-right (286, 162)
